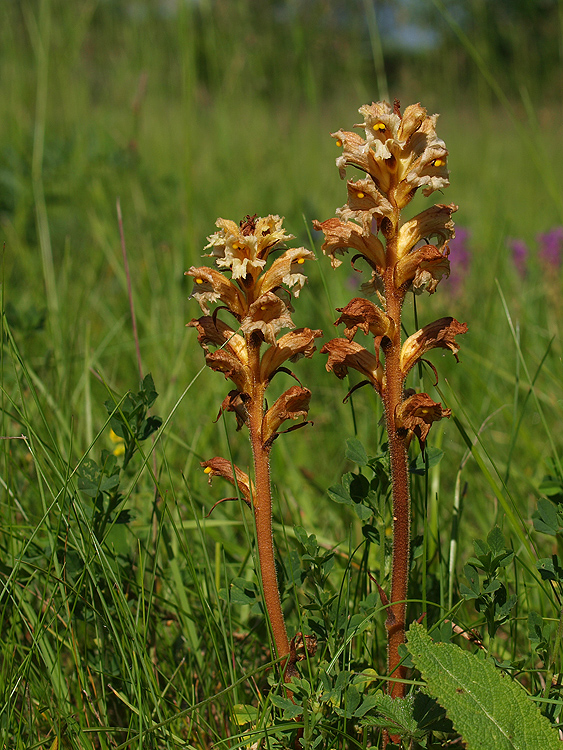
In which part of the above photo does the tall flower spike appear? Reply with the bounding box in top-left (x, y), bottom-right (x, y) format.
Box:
top-left (315, 101), bottom-right (467, 719)
top-left (188, 215), bottom-right (320, 681)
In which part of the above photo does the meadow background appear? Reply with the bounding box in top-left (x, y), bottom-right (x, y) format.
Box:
top-left (1, 0), bottom-right (563, 747)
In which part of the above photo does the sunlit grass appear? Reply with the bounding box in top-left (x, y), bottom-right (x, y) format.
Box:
top-left (1, 1), bottom-right (563, 747)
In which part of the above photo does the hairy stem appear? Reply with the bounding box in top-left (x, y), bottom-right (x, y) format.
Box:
top-left (382, 238), bottom-right (410, 700)
top-left (247, 342), bottom-right (290, 669)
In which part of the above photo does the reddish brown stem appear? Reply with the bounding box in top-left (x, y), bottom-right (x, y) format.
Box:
top-left (247, 343), bottom-right (290, 670)
top-left (382, 242), bottom-right (410, 701)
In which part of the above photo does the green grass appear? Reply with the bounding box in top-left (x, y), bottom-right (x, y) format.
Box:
top-left (1, 1), bottom-right (563, 747)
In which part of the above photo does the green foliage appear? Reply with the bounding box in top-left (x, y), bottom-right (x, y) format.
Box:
top-left (460, 526), bottom-right (517, 638)
top-left (408, 623), bottom-right (562, 749)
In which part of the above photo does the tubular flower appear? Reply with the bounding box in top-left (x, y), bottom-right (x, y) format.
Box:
top-left (395, 392), bottom-right (452, 448)
top-left (400, 317), bottom-right (468, 378)
top-left (201, 457), bottom-right (254, 507)
top-left (334, 297), bottom-right (394, 342)
top-left (394, 244), bottom-right (451, 294)
top-left (189, 214), bottom-right (318, 672)
top-left (316, 100), bottom-right (467, 702)
top-left (312, 217), bottom-right (386, 271)
top-left (321, 338), bottom-right (384, 394)
top-left (262, 386), bottom-right (312, 445)
top-left (396, 204), bottom-right (457, 259)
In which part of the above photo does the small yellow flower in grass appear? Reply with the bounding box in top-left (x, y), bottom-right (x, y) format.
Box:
top-left (109, 429), bottom-right (125, 457)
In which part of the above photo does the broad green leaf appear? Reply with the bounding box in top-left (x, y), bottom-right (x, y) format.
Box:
top-left (345, 437), bottom-right (368, 466)
top-left (407, 623), bottom-right (561, 749)
top-left (232, 703), bottom-right (258, 725)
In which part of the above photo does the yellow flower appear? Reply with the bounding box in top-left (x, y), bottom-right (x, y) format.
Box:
top-left (109, 429), bottom-right (125, 457)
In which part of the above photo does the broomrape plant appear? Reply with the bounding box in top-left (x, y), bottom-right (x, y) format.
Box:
top-left (313, 99), bottom-right (467, 700)
top-left (188, 101), bottom-right (469, 734)
top-left (187, 214), bottom-right (320, 679)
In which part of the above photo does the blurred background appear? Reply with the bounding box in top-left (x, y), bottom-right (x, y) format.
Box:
top-left (1, 0), bottom-right (563, 551)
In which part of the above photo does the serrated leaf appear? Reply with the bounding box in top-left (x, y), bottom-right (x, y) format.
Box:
top-left (345, 437), bottom-right (368, 466)
top-left (407, 623), bottom-right (561, 749)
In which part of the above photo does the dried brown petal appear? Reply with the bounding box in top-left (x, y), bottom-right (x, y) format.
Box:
top-left (260, 327), bottom-right (322, 381)
top-left (395, 245), bottom-right (450, 294)
top-left (240, 291), bottom-right (295, 345)
top-left (321, 338), bottom-right (384, 393)
top-left (395, 392), bottom-right (452, 447)
top-left (400, 317), bottom-right (468, 378)
top-left (201, 456), bottom-right (253, 507)
top-left (312, 217), bottom-right (386, 271)
top-left (262, 386), bottom-right (311, 445)
top-left (334, 297), bottom-right (393, 341)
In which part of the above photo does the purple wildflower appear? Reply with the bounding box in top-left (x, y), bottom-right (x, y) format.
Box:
top-left (507, 238), bottom-right (528, 278)
top-left (446, 227), bottom-right (471, 295)
top-left (537, 227), bottom-right (563, 268)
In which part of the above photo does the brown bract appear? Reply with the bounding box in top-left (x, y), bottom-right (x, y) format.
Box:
top-left (400, 317), bottom-right (468, 378)
top-left (216, 390), bottom-right (249, 430)
top-left (395, 392), bottom-right (452, 447)
top-left (321, 338), bottom-right (384, 394)
top-left (205, 349), bottom-right (252, 393)
top-left (187, 316), bottom-right (247, 362)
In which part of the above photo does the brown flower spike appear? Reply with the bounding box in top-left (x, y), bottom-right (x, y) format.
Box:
top-left (314, 101), bottom-right (467, 707)
top-left (188, 214), bottom-right (320, 677)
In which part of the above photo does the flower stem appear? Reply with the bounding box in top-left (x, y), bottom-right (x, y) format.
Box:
top-left (382, 253), bottom-right (410, 700)
top-left (247, 343), bottom-right (290, 671)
